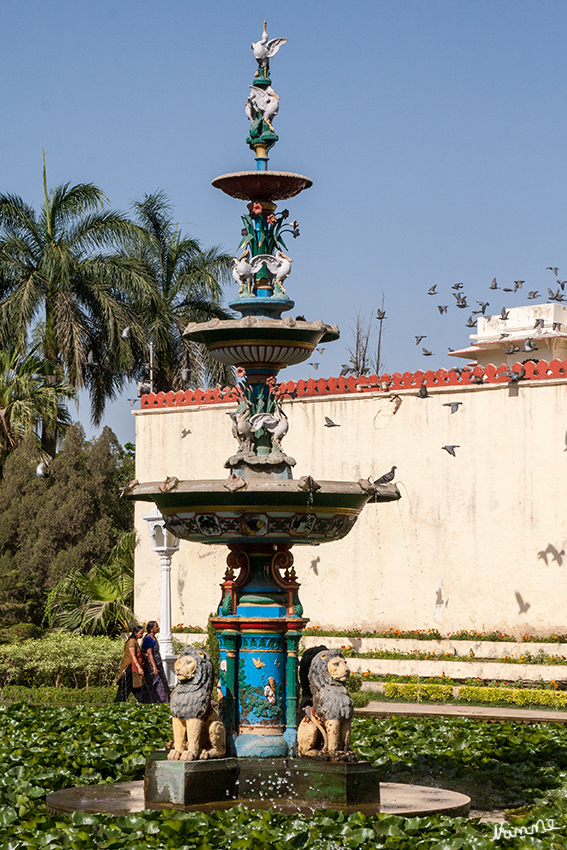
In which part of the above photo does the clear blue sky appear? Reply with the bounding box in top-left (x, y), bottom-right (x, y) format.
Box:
top-left (2, 1), bottom-right (567, 445)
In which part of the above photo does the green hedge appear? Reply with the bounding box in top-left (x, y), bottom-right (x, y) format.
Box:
top-left (0, 686), bottom-right (115, 705)
top-left (0, 633), bottom-right (122, 688)
top-left (458, 684), bottom-right (567, 708)
top-left (383, 682), bottom-right (453, 702)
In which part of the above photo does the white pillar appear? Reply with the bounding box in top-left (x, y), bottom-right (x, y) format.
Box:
top-left (159, 552), bottom-right (177, 686)
top-left (143, 508), bottom-right (179, 687)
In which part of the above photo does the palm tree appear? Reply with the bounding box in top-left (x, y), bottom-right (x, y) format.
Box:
top-left (44, 529), bottom-right (136, 637)
top-left (0, 160), bottom-right (150, 453)
top-left (131, 191), bottom-right (235, 393)
top-left (0, 345), bottom-right (74, 472)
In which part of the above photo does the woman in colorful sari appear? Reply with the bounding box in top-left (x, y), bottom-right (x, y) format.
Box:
top-left (141, 620), bottom-right (170, 703)
top-left (114, 625), bottom-right (145, 702)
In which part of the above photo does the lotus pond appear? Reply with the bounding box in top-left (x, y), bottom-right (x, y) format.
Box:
top-left (2, 704), bottom-right (567, 847)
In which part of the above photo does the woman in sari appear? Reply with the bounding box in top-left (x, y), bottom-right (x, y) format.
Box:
top-left (141, 620), bottom-right (170, 703)
top-left (114, 625), bottom-right (145, 702)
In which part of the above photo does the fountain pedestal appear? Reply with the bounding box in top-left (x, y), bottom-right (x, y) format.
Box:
top-left (145, 755), bottom-right (381, 809)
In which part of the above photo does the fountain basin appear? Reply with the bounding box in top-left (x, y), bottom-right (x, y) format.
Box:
top-left (183, 317), bottom-right (340, 370)
top-left (128, 480), bottom-right (400, 545)
top-left (212, 171), bottom-right (312, 201)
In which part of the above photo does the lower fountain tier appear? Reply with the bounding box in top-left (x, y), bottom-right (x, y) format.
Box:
top-left (145, 754), bottom-right (382, 808)
top-left (47, 777), bottom-right (472, 818)
top-left (128, 479), bottom-right (400, 545)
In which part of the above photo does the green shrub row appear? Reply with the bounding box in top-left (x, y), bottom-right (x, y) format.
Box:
top-left (458, 684), bottom-right (567, 708)
top-left (304, 626), bottom-right (567, 643)
top-left (0, 633), bottom-right (122, 688)
top-left (0, 685), bottom-right (115, 705)
top-left (383, 682), bottom-right (453, 702)
top-left (376, 681), bottom-right (567, 709)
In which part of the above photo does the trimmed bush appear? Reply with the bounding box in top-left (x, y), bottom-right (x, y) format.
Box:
top-left (0, 685), bottom-right (115, 705)
top-left (383, 682), bottom-right (453, 702)
top-left (457, 684), bottom-right (567, 709)
top-left (0, 633), bottom-right (122, 688)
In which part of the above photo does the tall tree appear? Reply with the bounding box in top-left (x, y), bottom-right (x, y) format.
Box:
top-left (44, 529), bottom-right (136, 637)
top-left (0, 424), bottom-right (134, 624)
top-left (131, 191), bottom-right (235, 393)
top-left (0, 345), bottom-right (74, 473)
top-left (0, 162), bottom-right (150, 453)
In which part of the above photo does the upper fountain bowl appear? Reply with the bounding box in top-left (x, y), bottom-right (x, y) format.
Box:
top-left (184, 316), bottom-right (339, 370)
top-left (212, 171), bottom-right (312, 202)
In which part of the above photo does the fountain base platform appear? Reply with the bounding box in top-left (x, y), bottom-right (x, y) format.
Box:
top-left (146, 753), bottom-right (381, 808)
top-left (46, 755), bottom-right (471, 818)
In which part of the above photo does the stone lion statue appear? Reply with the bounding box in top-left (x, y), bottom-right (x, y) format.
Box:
top-left (297, 648), bottom-right (356, 761)
top-left (167, 646), bottom-right (226, 761)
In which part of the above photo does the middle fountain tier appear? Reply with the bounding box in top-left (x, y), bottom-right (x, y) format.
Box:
top-left (129, 19), bottom-right (400, 764)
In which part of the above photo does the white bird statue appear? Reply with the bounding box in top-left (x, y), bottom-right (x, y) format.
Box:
top-left (246, 86), bottom-right (280, 132)
top-left (251, 20), bottom-right (288, 70)
top-left (272, 250), bottom-right (292, 294)
top-left (249, 404), bottom-right (289, 451)
top-left (232, 249), bottom-right (254, 295)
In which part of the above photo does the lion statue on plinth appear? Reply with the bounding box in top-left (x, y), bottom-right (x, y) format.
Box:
top-left (297, 647), bottom-right (356, 762)
top-left (167, 646), bottom-right (226, 761)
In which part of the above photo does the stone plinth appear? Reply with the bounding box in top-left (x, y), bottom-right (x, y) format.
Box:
top-left (144, 752), bottom-right (381, 808)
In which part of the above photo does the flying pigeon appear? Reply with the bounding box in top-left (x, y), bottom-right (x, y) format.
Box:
top-left (427, 285), bottom-right (437, 295)
top-left (376, 309), bottom-right (386, 320)
top-left (514, 281), bottom-right (524, 291)
top-left (489, 278), bottom-right (499, 290)
top-left (452, 283), bottom-right (464, 290)
top-left (465, 316), bottom-right (477, 328)
top-left (527, 291), bottom-right (539, 299)
top-left (503, 344), bottom-right (520, 355)
top-left (500, 308), bottom-right (510, 320)
top-left (454, 295), bottom-right (468, 309)
top-left (324, 417), bottom-right (340, 427)
top-left (415, 335), bottom-right (426, 345)
top-left (422, 347), bottom-right (433, 356)
top-left (553, 322), bottom-right (562, 331)
top-left (441, 445), bottom-right (459, 456)
top-left (437, 305), bottom-right (448, 314)
top-left (523, 338), bottom-right (538, 352)
top-left (547, 267), bottom-right (559, 275)
top-left (443, 402), bottom-right (463, 414)
top-left (533, 318), bottom-right (545, 329)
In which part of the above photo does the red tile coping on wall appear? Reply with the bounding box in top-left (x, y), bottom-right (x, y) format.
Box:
top-left (140, 359), bottom-right (567, 409)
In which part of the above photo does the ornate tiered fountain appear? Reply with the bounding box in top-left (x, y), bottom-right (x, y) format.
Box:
top-left (128, 24), bottom-right (402, 809)
top-left (44, 24), bottom-right (471, 820)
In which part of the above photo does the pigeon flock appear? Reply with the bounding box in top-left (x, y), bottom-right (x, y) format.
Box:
top-left (418, 266), bottom-right (565, 357)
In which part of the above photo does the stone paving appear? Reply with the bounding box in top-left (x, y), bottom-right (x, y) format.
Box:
top-left (356, 700), bottom-right (567, 723)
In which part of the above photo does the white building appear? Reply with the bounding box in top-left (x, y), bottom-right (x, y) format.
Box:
top-left (134, 304), bottom-right (567, 638)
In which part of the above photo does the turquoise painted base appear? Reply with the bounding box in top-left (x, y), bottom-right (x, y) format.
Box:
top-left (234, 733), bottom-right (289, 758)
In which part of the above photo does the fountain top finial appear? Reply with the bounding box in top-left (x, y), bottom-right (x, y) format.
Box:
top-left (247, 21), bottom-right (288, 170)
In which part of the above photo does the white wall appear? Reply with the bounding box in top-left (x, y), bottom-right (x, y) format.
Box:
top-left (134, 376), bottom-right (567, 637)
